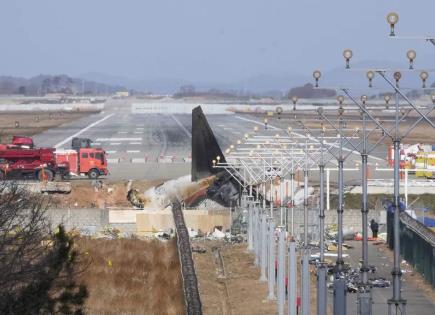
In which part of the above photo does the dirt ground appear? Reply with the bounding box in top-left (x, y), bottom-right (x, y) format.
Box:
top-left (75, 237), bottom-right (185, 315)
top-left (51, 179), bottom-right (163, 208)
top-left (0, 111), bottom-right (91, 143)
top-left (193, 241), bottom-right (325, 315)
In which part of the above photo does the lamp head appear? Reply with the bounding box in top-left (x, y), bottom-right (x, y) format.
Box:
top-left (420, 71), bottom-right (429, 88)
top-left (407, 49), bottom-right (416, 69)
top-left (366, 70), bottom-right (375, 87)
top-left (216, 155), bottom-right (221, 161)
top-left (361, 95), bottom-right (368, 105)
top-left (313, 70), bottom-right (322, 87)
top-left (291, 95), bottom-right (298, 104)
top-left (337, 95), bottom-right (344, 105)
top-left (393, 71), bottom-right (402, 87)
top-left (386, 12), bottom-right (399, 36)
top-left (317, 107), bottom-right (324, 115)
top-left (343, 49), bottom-right (353, 68)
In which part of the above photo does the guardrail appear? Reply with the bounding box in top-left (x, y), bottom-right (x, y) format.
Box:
top-left (171, 200), bottom-right (202, 315)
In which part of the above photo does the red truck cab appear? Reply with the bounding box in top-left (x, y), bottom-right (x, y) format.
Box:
top-left (78, 147), bottom-right (108, 178)
top-left (55, 138), bottom-right (108, 179)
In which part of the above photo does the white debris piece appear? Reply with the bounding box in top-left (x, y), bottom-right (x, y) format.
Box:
top-left (188, 228), bottom-right (198, 238)
top-left (212, 228), bottom-right (226, 239)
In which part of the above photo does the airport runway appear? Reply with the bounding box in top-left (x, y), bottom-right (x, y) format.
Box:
top-left (33, 98), bottom-right (388, 181)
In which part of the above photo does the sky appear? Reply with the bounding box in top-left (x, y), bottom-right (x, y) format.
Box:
top-left (0, 0), bottom-right (434, 85)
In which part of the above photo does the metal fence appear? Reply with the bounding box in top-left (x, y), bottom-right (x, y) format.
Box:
top-left (387, 211), bottom-right (435, 288)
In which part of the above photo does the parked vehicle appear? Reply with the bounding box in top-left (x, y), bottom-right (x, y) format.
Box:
top-left (55, 137), bottom-right (108, 179)
top-left (0, 137), bottom-right (69, 181)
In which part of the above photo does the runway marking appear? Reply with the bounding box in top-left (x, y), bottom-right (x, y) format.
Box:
top-left (92, 142), bottom-right (101, 145)
top-left (223, 127), bottom-right (233, 130)
top-left (135, 127), bottom-right (144, 130)
top-left (109, 143), bottom-right (121, 146)
top-left (127, 150), bottom-right (141, 153)
top-left (234, 115), bottom-right (385, 161)
top-left (96, 137), bottom-right (142, 142)
top-left (106, 150), bottom-right (117, 154)
top-left (217, 124), bottom-right (226, 127)
top-left (54, 113), bottom-right (115, 148)
top-left (170, 114), bottom-right (192, 138)
top-left (133, 131), bottom-right (143, 134)
top-left (117, 131), bottom-right (128, 134)
top-left (129, 142), bottom-right (142, 145)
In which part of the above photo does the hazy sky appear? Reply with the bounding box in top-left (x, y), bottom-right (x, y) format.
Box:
top-left (0, 1), bottom-right (433, 82)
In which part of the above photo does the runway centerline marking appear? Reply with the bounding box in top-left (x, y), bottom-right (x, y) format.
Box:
top-left (106, 150), bottom-right (117, 154)
top-left (234, 115), bottom-right (384, 161)
top-left (109, 143), bottom-right (121, 146)
top-left (127, 150), bottom-right (141, 153)
top-left (170, 114), bottom-right (192, 138)
top-left (54, 113), bottom-right (115, 148)
top-left (129, 142), bottom-right (142, 145)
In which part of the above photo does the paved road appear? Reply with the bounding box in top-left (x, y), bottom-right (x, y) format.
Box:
top-left (342, 240), bottom-right (435, 314)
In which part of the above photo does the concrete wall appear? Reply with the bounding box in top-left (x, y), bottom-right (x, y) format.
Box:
top-left (46, 208), bottom-right (109, 235)
top-left (136, 209), bottom-right (230, 235)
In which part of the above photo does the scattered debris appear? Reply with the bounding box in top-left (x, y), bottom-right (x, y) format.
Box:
top-left (192, 245), bottom-right (207, 254)
top-left (212, 228), bottom-right (226, 239)
top-left (127, 188), bottom-right (147, 209)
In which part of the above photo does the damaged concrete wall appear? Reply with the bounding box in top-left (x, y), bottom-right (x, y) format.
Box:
top-left (136, 209), bottom-right (230, 235)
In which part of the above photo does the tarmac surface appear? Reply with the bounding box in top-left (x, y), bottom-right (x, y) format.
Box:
top-left (343, 240), bottom-right (435, 314)
top-left (33, 98), bottom-right (387, 181)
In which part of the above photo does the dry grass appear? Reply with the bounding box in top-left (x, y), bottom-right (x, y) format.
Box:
top-left (194, 241), bottom-right (332, 315)
top-left (75, 238), bottom-right (185, 315)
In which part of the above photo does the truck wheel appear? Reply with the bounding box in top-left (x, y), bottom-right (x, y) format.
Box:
top-left (88, 169), bottom-right (99, 179)
top-left (38, 169), bottom-right (54, 182)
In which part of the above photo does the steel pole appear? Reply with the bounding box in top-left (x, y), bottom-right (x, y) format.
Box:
top-left (277, 226), bottom-right (286, 315)
top-left (317, 130), bottom-right (327, 315)
top-left (290, 172), bottom-right (295, 236)
top-left (260, 213), bottom-right (268, 281)
top-left (288, 241), bottom-right (297, 315)
top-left (248, 200), bottom-right (254, 251)
top-left (333, 118), bottom-right (346, 315)
top-left (254, 206), bottom-right (260, 266)
top-left (358, 109), bottom-right (372, 315)
top-left (388, 91), bottom-right (406, 314)
top-left (301, 138), bottom-right (310, 315)
top-left (268, 219), bottom-right (276, 300)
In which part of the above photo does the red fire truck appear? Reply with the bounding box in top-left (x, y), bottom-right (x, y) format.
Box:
top-left (55, 137), bottom-right (108, 179)
top-left (0, 136), bottom-right (108, 181)
top-left (0, 136), bottom-right (69, 181)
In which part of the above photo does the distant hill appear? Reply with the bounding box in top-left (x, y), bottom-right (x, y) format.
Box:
top-left (0, 74), bottom-right (127, 96)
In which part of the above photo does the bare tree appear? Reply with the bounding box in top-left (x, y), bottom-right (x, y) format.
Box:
top-left (0, 182), bottom-right (88, 314)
